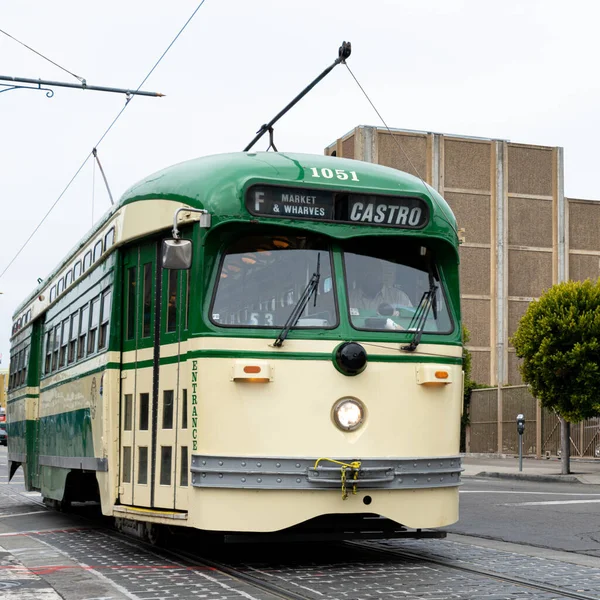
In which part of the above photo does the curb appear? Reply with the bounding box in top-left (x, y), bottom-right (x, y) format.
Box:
top-left (472, 471), bottom-right (582, 484)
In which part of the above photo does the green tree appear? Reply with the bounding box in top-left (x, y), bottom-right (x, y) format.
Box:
top-left (511, 279), bottom-right (600, 474)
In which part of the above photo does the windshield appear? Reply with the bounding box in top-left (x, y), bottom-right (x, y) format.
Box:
top-left (211, 235), bottom-right (336, 328)
top-left (343, 239), bottom-right (452, 334)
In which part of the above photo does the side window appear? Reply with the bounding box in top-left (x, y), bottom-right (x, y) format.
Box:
top-left (68, 313), bottom-right (78, 364)
top-left (59, 318), bottom-right (69, 368)
top-left (166, 270), bottom-right (178, 333)
top-left (142, 262), bottom-right (153, 338)
top-left (104, 227), bottom-right (115, 250)
top-left (99, 290), bottom-right (111, 350)
top-left (45, 330), bottom-right (53, 374)
top-left (126, 267), bottom-right (137, 341)
top-left (78, 304), bottom-right (89, 359)
top-left (57, 277), bottom-right (64, 296)
top-left (65, 270), bottom-right (73, 288)
top-left (93, 240), bottom-right (103, 263)
top-left (52, 324), bottom-right (60, 371)
top-left (83, 251), bottom-right (92, 272)
top-left (74, 261), bottom-right (82, 280)
top-left (88, 297), bottom-right (100, 355)
top-left (50, 286), bottom-right (56, 302)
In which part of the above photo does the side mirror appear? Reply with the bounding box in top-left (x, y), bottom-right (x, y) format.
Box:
top-left (162, 239), bottom-right (192, 270)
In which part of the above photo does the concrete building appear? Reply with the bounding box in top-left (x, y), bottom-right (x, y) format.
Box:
top-left (326, 126), bottom-right (600, 386)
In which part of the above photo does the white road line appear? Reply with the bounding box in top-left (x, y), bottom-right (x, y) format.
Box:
top-left (461, 490), bottom-right (600, 496)
top-left (502, 499), bottom-right (600, 506)
top-left (0, 510), bottom-right (49, 519)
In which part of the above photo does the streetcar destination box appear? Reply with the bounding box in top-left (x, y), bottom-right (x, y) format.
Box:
top-left (246, 185), bottom-right (429, 229)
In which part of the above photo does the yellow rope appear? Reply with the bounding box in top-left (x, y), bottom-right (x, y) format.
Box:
top-left (313, 458), bottom-right (362, 500)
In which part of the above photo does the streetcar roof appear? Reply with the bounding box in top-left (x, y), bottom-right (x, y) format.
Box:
top-left (12, 152), bottom-right (458, 324)
top-left (119, 152), bottom-right (458, 240)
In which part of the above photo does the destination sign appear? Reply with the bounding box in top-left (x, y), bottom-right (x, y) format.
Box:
top-left (246, 185), bottom-right (429, 229)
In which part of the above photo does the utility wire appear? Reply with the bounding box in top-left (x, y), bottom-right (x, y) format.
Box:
top-left (0, 0), bottom-right (208, 283)
top-left (344, 63), bottom-right (424, 181)
top-left (344, 62), bottom-right (459, 236)
top-left (0, 27), bottom-right (84, 83)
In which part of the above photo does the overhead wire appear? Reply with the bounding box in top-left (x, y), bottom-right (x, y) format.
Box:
top-left (344, 63), bottom-right (459, 237)
top-left (0, 0), bottom-right (208, 283)
top-left (0, 27), bottom-right (85, 83)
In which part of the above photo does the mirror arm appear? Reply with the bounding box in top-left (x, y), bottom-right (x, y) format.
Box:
top-left (172, 207), bottom-right (210, 239)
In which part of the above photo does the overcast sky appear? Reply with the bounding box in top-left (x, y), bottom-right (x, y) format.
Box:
top-left (1, 0), bottom-right (599, 365)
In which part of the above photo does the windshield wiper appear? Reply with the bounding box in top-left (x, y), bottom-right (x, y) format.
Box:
top-left (273, 254), bottom-right (321, 347)
top-left (401, 271), bottom-right (438, 352)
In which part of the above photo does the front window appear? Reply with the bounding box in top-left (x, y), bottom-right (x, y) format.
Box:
top-left (211, 235), bottom-right (336, 328)
top-left (343, 239), bottom-right (452, 333)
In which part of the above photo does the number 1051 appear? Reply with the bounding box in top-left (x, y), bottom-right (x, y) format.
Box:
top-left (309, 167), bottom-right (359, 181)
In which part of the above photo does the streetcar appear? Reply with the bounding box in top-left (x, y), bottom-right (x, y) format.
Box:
top-left (7, 150), bottom-right (463, 541)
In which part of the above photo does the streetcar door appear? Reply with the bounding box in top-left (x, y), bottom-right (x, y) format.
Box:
top-left (120, 242), bottom-right (157, 507)
top-left (153, 267), bottom-right (189, 510)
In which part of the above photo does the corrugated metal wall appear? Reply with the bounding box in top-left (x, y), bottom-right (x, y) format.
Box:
top-left (470, 387), bottom-right (600, 458)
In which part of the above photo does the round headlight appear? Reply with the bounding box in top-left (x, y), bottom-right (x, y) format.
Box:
top-left (332, 398), bottom-right (365, 431)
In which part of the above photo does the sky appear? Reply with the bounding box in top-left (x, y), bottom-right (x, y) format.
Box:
top-left (1, 0), bottom-right (600, 365)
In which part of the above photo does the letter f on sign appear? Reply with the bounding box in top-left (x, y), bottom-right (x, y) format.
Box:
top-left (254, 191), bottom-right (265, 212)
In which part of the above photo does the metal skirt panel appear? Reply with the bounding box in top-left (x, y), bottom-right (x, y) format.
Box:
top-left (190, 455), bottom-right (462, 490)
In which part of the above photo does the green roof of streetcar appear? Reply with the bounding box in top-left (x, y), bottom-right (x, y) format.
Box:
top-left (120, 152), bottom-right (458, 244)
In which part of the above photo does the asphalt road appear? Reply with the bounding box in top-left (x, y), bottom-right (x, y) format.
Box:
top-left (448, 475), bottom-right (600, 557)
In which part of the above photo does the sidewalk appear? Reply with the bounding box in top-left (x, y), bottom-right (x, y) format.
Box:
top-left (462, 454), bottom-right (600, 484)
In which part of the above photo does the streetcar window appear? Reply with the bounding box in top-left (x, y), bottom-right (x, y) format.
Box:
top-left (74, 261), bottom-right (82, 280)
top-left (65, 270), bottom-right (73, 288)
top-left (180, 447), bottom-right (189, 487)
top-left (88, 297), bottom-right (100, 355)
top-left (57, 277), bottom-right (64, 296)
top-left (52, 324), bottom-right (60, 371)
top-left (124, 395), bottom-right (133, 431)
top-left (185, 270), bottom-right (190, 330)
top-left (59, 318), bottom-right (69, 368)
top-left (17, 349), bottom-right (24, 386)
top-left (83, 251), bottom-right (92, 272)
top-left (22, 346), bottom-right (29, 385)
top-left (211, 235), bottom-right (337, 329)
top-left (162, 390), bottom-right (174, 429)
top-left (160, 446), bottom-right (172, 486)
top-left (50, 286), bottom-right (56, 303)
top-left (104, 227), bottom-right (115, 250)
top-left (166, 270), bottom-right (178, 333)
top-left (343, 238), bottom-right (453, 334)
top-left (142, 263), bottom-right (153, 338)
top-left (78, 305), bottom-right (89, 359)
top-left (138, 447), bottom-right (148, 485)
top-left (139, 393), bottom-right (149, 430)
top-left (123, 447), bottom-right (132, 483)
top-left (181, 389), bottom-right (188, 429)
top-left (126, 267), bottom-right (137, 341)
top-left (93, 240), bottom-right (103, 263)
top-left (68, 313), bottom-right (78, 364)
top-left (44, 330), bottom-right (53, 374)
top-left (98, 290), bottom-right (111, 350)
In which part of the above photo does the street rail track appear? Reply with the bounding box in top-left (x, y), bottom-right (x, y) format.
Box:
top-left (3, 485), bottom-right (600, 600)
top-left (345, 540), bottom-right (600, 600)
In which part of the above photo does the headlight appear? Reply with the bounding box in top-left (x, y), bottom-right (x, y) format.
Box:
top-left (332, 398), bottom-right (365, 431)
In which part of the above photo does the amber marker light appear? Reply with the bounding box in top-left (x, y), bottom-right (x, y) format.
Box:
top-left (243, 366), bottom-right (262, 374)
top-left (435, 371), bottom-right (449, 379)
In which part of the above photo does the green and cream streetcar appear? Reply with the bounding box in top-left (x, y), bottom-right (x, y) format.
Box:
top-left (7, 151), bottom-right (463, 539)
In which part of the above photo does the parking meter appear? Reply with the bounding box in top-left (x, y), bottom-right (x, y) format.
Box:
top-left (516, 414), bottom-right (525, 471)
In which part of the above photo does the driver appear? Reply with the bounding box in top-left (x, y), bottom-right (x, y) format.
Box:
top-left (348, 257), bottom-right (412, 314)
